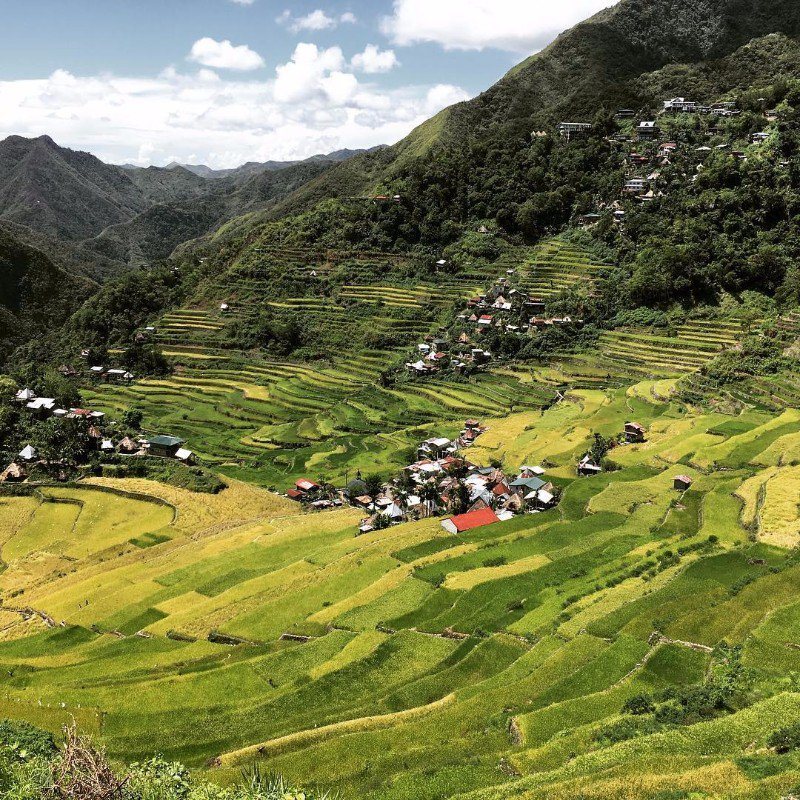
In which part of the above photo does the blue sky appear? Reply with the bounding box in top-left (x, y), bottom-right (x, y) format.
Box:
top-left (0, 0), bottom-right (617, 167)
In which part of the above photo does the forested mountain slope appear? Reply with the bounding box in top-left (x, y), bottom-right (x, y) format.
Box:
top-left (261, 0), bottom-right (800, 222)
top-left (0, 228), bottom-right (92, 363)
top-left (0, 137), bottom-right (364, 278)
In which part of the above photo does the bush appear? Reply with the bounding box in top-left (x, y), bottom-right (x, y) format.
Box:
top-left (768, 723), bottom-right (800, 754)
top-left (622, 694), bottom-right (655, 715)
top-left (0, 720), bottom-right (56, 761)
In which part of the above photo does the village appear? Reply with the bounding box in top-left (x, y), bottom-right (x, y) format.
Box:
top-left (283, 416), bottom-right (695, 536)
top-left (405, 275), bottom-right (579, 377)
top-left (0, 383), bottom-right (196, 484)
top-left (560, 93), bottom-right (780, 219)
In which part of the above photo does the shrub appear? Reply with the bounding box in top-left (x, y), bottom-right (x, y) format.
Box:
top-left (0, 720), bottom-right (56, 761)
top-left (622, 694), bottom-right (655, 715)
top-left (768, 723), bottom-right (800, 754)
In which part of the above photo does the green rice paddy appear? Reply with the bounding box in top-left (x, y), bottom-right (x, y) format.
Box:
top-left (3, 239), bottom-right (800, 799)
top-left (3, 377), bottom-right (800, 799)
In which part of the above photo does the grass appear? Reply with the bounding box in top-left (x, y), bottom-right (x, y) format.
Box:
top-left (4, 250), bottom-right (800, 798)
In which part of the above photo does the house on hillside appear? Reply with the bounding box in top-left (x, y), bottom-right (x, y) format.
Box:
top-left (18, 445), bottom-right (38, 462)
top-left (624, 422), bottom-right (646, 443)
top-left (418, 438), bottom-right (452, 460)
top-left (147, 435), bottom-right (184, 459)
top-left (526, 487), bottom-right (556, 511)
top-left (663, 97), bottom-right (697, 113)
top-left (624, 178), bottom-right (648, 194)
top-left (176, 448), bottom-right (195, 465)
top-left (558, 122), bottom-right (592, 141)
top-left (637, 121), bottom-right (660, 140)
top-left (105, 369), bottom-right (134, 383)
top-left (674, 475), bottom-right (694, 491)
top-left (0, 462), bottom-right (27, 483)
top-left (58, 365), bottom-right (78, 378)
top-left (118, 437), bottom-right (140, 455)
top-left (577, 455), bottom-right (602, 476)
top-left (441, 507), bottom-right (500, 534)
top-left (26, 398), bottom-right (56, 418)
top-left (295, 478), bottom-right (320, 495)
top-left (15, 388), bottom-right (36, 403)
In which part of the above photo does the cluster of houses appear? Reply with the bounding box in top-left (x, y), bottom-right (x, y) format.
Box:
top-left (351, 421), bottom-right (560, 535)
top-left (578, 94), bottom-right (780, 218)
top-left (14, 387), bottom-right (107, 422)
top-left (73, 354), bottom-right (135, 383)
top-left (405, 277), bottom-right (582, 376)
top-left (575, 421), bottom-right (647, 477)
top-left (285, 477), bottom-right (344, 511)
top-left (0, 388), bottom-right (194, 483)
top-left (461, 281), bottom-right (576, 333)
top-left (662, 97), bottom-right (741, 117)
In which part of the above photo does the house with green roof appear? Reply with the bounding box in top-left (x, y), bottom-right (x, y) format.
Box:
top-left (147, 435), bottom-right (184, 459)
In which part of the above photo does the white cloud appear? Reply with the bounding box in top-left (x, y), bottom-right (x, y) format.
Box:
top-left (188, 37), bottom-right (265, 71)
top-left (229, 0), bottom-right (255, 5)
top-left (352, 45), bottom-right (399, 74)
top-left (274, 43), bottom-right (347, 103)
top-left (0, 66), bottom-right (470, 168)
top-left (278, 9), bottom-right (358, 32)
top-left (382, 0), bottom-right (620, 52)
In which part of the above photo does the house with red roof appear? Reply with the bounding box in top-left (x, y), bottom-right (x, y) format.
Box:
top-left (440, 507), bottom-right (500, 534)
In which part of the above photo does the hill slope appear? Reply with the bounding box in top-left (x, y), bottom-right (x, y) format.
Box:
top-left (262, 0), bottom-right (800, 220)
top-left (0, 228), bottom-right (92, 363)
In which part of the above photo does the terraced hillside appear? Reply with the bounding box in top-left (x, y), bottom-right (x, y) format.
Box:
top-left (509, 239), bottom-right (611, 301)
top-left (4, 385), bottom-right (800, 799)
top-left (84, 316), bottom-right (552, 489)
top-left (547, 317), bottom-right (756, 389)
top-left (81, 235), bottom-right (766, 490)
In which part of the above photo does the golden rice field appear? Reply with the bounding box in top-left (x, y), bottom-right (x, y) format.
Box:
top-left (5, 362), bottom-right (800, 800)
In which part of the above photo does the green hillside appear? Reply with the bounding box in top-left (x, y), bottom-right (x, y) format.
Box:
top-left (7, 0), bottom-right (800, 797)
top-left (5, 385), bottom-right (800, 798)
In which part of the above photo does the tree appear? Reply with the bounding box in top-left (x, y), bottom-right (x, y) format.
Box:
top-left (419, 481), bottom-right (442, 516)
top-left (32, 418), bottom-right (91, 466)
top-left (589, 433), bottom-right (613, 464)
top-left (364, 473), bottom-right (384, 502)
top-left (623, 694), bottom-right (655, 716)
top-left (449, 482), bottom-right (471, 515)
top-left (122, 409), bottom-right (144, 430)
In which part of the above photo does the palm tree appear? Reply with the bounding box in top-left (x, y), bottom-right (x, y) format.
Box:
top-left (419, 482), bottom-right (442, 517)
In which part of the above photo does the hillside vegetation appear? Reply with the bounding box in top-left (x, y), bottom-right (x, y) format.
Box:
top-left (5, 0), bottom-right (800, 797)
top-left (4, 387), bottom-right (800, 798)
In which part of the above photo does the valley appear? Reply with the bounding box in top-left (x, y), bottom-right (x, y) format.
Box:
top-left (4, 0), bottom-right (800, 797)
top-left (2, 382), bottom-right (800, 798)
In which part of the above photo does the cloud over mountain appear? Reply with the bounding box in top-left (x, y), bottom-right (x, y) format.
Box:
top-left (383, 0), bottom-right (621, 51)
top-left (188, 37), bottom-right (265, 70)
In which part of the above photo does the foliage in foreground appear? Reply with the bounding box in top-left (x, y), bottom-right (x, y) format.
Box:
top-left (0, 725), bottom-right (329, 800)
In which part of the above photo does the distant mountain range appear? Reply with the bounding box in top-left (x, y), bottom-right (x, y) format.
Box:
top-left (156, 147), bottom-right (383, 181)
top-left (0, 136), bottom-right (376, 278)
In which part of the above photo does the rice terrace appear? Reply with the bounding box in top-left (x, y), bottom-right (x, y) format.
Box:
top-left (6, 0), bottom-right (800, 798)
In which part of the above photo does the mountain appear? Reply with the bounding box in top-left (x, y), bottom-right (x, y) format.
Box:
top-left (258, 0), bottom-right (800, 222)
top-left (0, 135), bottom-right (208, 242)
top-left (163, 146), bottom-right (382, 182)
top-left (0, 136), bottom-right (364, 277)
top-left (0, 227), bottom-right (92, 363)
